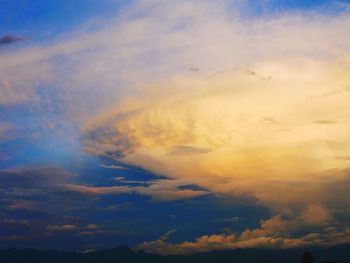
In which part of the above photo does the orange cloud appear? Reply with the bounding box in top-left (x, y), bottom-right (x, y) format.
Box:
top-left (136, 218), bottom-right (350, 255)
top-left (63, 177), bottom-right (209, 201)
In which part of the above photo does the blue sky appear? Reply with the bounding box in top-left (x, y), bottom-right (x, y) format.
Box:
top-left (0, 0), bottom-right (130, 38)
top-left (0, 0), bottom-right (350, 254)
top-left (0, 0), bottom-right (344, 39)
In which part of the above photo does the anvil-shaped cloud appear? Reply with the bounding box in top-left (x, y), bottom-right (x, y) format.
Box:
top-left (1, 0), bottom-right (350, 252)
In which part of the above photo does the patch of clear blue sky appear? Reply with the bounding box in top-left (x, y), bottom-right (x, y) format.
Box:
top-left (1, 0), bottom-right (348, 39)
top-left (236, 0), bottom-right (349, 17)
top-left (0, 0), bottom-right (133, 40)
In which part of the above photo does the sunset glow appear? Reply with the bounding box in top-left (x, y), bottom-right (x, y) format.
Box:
top-left (0, 0), bottom-right (349, 255)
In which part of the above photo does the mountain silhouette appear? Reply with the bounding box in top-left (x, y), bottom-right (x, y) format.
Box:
top-left (0, 244), bottom-right (349, 263)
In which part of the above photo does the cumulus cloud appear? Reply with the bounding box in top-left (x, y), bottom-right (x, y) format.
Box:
top-left (74, 2), bottom-right (350, 240)
top-left (137, 216), bottom-right (350, 255)
top-left (69, 1), bottom-right (350, 205)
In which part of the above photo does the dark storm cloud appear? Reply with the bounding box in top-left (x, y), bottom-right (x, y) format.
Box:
top-left (0, 34), bottom-right (23, 45)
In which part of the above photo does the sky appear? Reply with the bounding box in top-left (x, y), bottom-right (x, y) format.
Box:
top-left (0, 0), bottom-right (350, 254)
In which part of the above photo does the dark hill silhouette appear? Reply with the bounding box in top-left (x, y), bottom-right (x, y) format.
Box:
top-left (302, 251), bottom-right (315, 263)
top-left (0, 244), bottom-right (349, 263)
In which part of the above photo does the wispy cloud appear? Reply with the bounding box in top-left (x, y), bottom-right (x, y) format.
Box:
top-left (160, 229), bottom-right (177, 241)
top-left (0, 34), bottom-right (23, 45)
top-left (46, 224), bottom-right (76, 232)
top-left (63, 177), bottom-right (210, 201)
top-left (334, 156), bottom-right (350, 161)
top-left (99, 164), bottom-right (129, 170)
top-left (3, 219), bottom-right (29, 226)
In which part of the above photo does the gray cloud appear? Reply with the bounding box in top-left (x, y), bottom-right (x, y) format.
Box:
top-left (160, 229), bottom-right (177, 241)
top-left (46, 224), bottom-right (76, 232)
top-left (3, 219), bottom-right (29, 226)
top-left (168, 146), bottom-right (212, 156)
top-left (0, 166), bottom-right (77, 188)
top-left (0, 34), bottom-right (23, 45)
top-left (313, 120), bottom-right (337, 125)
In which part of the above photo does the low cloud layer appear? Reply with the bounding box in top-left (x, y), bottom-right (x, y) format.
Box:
top-left (137, 215), bottom-right (350, 255)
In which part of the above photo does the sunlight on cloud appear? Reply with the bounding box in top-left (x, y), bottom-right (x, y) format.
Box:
top-left (80, 1), bottom-right (350, 247)
top-left (83, 62), bottom-right (350, 211)
top-left (1, 0), bottom-right (350, 251)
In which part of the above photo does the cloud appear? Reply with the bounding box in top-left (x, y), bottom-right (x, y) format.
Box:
top-left (86, 224), bottom-right (99, 230)
top-left (0, 166), bottom-right (76, 187)
top-left (312, 120), bottom-right (337, 125)
top-left (63, 177), bottom-right (210, 201)
top-left (218, 216), bottom-right (241, 223)
top-left (168, 146), bottom-right (212, 156)
top-left (72, 1), bottom-right (350, 228)
top-left (0, 165), bottom-right (84, 220)
top-left (99, 164), bottom-right (129, 170)
top-left (334, 156), bottom-right (350, 161)
top-left (136, 215), bottom-right (350, 255)
top-left (77, 231), bottom-right (94, 236)
top-left (6, 200), bottom-right (36, 210)
top-left (1, 0), bottom-right (350, 251)
top-left (46, 224), bottom-right (76, 232)
top-left (0, 123), bottom-right (11, 141)
top-left (112, 177), bottom-right (150, 185)
top-left (3, 219), bottom-right (29, 226)
top-left (160, 229), bottom-right (177, 241)
top-left (0, 235), bottom-right (25, 241)
top-left (0, 34), bottom-right (23, 45)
